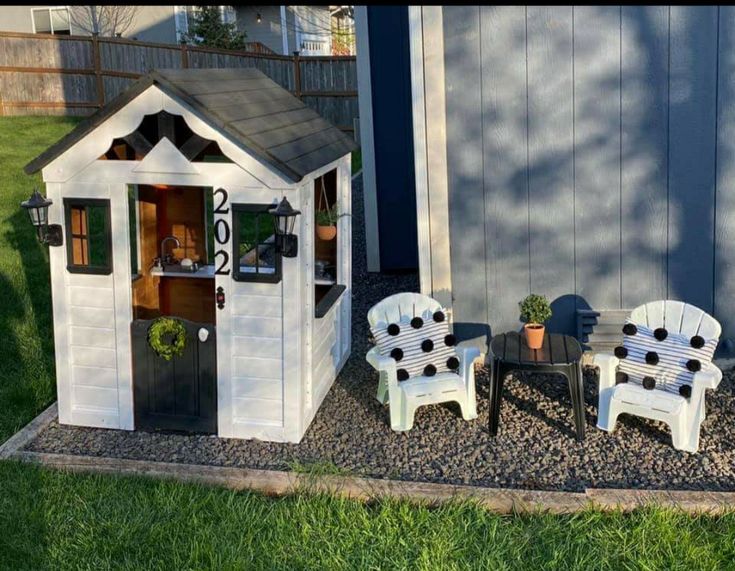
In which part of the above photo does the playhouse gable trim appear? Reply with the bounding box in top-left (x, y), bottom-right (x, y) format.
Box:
top-left (26, 68), bottom-right (357, 184)
top-left (33, 85), bottom-right (292, 189)
top-left (132, 137), bottom-right (200, 175)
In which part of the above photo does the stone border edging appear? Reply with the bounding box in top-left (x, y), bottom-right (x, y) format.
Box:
top-left (0, 402), bottom-right (58, 459)
top-left (3, 403), bottom-right (735, 514)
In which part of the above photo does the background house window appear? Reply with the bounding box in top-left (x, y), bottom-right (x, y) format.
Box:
top-left (232, 204), bottom-right (281, 283)
top-left (64, 198), bottom-right (112, 274)
top-left (176, 5), bottom-right (237, 42)
top-left (32, 7), bottom-right (72, 35)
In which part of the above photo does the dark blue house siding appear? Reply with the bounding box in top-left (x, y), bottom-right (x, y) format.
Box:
top-left (367, 5), bottom-right (418, 271)
top-left (441, 6), bottom-right (735, 356)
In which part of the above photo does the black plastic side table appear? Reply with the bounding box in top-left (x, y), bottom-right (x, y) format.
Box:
top-left (488, 332), bottom-right (585, 441)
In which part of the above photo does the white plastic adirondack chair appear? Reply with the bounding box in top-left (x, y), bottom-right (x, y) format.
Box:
top-left (595, 300), bottom-right (722, 452)
top-left (366, 292), bottom-right (480, 431)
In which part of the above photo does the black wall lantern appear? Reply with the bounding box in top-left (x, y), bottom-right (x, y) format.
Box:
top-left (269, 197), bottom-right (300, 258)
top-left (21, 188), bottom-right (63, 246)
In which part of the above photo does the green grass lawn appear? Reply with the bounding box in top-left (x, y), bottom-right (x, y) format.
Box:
top-left (1, 116), bottom-right (735, 569)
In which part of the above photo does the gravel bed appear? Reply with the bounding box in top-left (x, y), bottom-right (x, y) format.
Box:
top-left (25, 176), bottom-right (735, 492)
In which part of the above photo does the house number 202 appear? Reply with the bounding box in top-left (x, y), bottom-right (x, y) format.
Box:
top-left (213, 188), bottom-right (230, 275)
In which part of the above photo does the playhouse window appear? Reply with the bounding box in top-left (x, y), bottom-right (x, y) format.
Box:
top-left (232, 204), bottom-right (281, 283)
top-left (64, 198), bottom-right (112, 275)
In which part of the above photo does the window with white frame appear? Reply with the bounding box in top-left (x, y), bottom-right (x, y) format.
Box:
top-left (32, 7), bottom-right (72, 35)
top-left (175, 5), bottom-right (237, 42)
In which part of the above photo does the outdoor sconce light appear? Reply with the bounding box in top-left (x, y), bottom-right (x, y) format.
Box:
top-left (269, 197), bottom-right (300, 258)
top-left (20, 188), bottom-right (63, 246)
top-left (256, 12), bottom-right (262, 23)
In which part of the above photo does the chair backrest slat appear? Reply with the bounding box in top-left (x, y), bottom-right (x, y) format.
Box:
top-left (630, 300), bottom-right (721, 338)
top-left (367, 292), bottom-right (442, 328)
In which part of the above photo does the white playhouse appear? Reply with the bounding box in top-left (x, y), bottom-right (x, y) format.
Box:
top-left (24, 68), bottom-right (356, 443)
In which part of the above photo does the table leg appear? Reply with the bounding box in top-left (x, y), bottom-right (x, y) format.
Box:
top-left (566, 361), bottom-right (585, 441)
top-left (488, 359), bottom-right (504, 436)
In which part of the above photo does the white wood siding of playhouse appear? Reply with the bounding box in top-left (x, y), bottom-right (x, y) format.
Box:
top-left (215, 185), bottom-right (298, 442)
top-left (303, 155), bottom-right (352, 433)
top-left (230, 282), bottom-right (285, 426)
top-left (49, 181), bottom-right (134, 430)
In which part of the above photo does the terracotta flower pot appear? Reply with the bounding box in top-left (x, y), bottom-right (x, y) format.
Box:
top-left (317, 224), bottom-right (337, 241)
top-left (524, 323), bottom-right (545, 349)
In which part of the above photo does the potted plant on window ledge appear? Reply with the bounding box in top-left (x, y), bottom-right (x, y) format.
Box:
top-left (519, 294), bottom-right (552, 350)
top-left (316, 204), bottom-right (340, 241)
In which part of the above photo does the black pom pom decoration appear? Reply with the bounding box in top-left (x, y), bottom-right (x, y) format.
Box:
top-left (447, 356), bottom-right (460, 370)
top-left (654, 328), bottom-right (668, 341)
top-left (614, 346), bottom-right (628, 359)
top-left (433, 310), bottom-right (445, 323)
top-left (686, 359), bottom-right (701, 372)
top-left (444, 334), bottom-right (457, 347)
top-left (645, 351), bottom-right (659, 366)
top-left (690, 335), bottom-right (705, 349)
top-left (421, 339), bottom-right (434, 353)
top-left (615, 371), bottom-right (629, 384)
top-left (623, 323), bottom-right (638, 336)
top-left (387, 323), bottom-right (400, 336)
top-left (423, 364), bottom-right (437, 377)
top-left (642, 376), bottom-right (656, 390)
top-left (679, 384), bottom-right (692, 398)
top-left (397, 369), bottom-right (409, 381)
top-left (410, 317), bottom-right (424, 329)
top-left (390, 348), bottom-right (404, 362)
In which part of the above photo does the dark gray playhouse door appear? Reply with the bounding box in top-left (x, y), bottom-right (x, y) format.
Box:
top-left (131, 319), bottom-right (217, 434)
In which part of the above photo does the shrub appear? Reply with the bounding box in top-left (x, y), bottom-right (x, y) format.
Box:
top-left (519, 294), bottom-right (552, 325)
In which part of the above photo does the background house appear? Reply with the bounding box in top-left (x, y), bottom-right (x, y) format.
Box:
top-left (409, 6), bottom-right (735, 357)
top-left (0, 5), bottom-right (353, 55)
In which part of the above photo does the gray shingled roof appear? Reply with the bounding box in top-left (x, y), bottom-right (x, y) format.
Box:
top-left (25, 68), bottom-right (358, 181)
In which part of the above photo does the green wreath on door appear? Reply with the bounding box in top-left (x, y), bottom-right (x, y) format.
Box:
top-left (147, 317), bottom-right (187, 361)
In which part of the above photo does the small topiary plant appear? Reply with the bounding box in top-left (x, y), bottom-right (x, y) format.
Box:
top-left (519, 294), bottom-right (552, 325)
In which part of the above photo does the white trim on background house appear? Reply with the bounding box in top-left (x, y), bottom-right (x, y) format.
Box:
top-left (409, 6), bottom-right (453, 309)
top-left (280, 5), bottom-right (289, 54)
top-left (409, 6), bottom-right (431, 296)
top-left (174, 6), bottom-right (188, 42)
top-left (355, 5), bottom-right (380, 272)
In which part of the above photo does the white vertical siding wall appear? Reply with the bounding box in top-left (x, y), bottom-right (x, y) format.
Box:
top-left (52, 182), bottom-right (134, 429)
top-left (230, 282), bottom-right (285, 426)
top-left (216, 186), bottom-right (295, 442)
top-left (304, 155), bottom-right (352, 431)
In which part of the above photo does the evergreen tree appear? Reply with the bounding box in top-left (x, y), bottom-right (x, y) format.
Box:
top-left (183, 6), bottom-right (247, 50)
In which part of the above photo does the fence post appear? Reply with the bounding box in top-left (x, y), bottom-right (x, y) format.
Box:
top-left (180, 40), bottom-right (189, 69)
top-left (293, 50), bottom-right (302, 98)
top-left (91, 33), bottom-right (105, 108)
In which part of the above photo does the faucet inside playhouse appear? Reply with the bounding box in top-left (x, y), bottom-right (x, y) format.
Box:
top-left (131, 184), bottom-right (216, 324)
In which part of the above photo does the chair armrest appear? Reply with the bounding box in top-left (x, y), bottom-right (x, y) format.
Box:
top-left (459, 346), bottom-right (481, 378)
top-left (366, 346), bottom-right (397, 373)
top-left (692, 364), bottom-right (722, 391)
top-left (594, 352), bottom-right (619, 391)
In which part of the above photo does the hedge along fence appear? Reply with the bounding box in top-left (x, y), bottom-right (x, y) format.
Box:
top-left (0, 31), bottom-right (358, 133)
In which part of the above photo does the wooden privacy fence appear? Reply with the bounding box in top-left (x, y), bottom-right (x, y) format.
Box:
top-left (0, 31), bottom-right (358, 133)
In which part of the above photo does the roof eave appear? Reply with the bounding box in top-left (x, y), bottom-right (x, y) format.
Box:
top-left (24, 75), bottom-right (157, 175)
